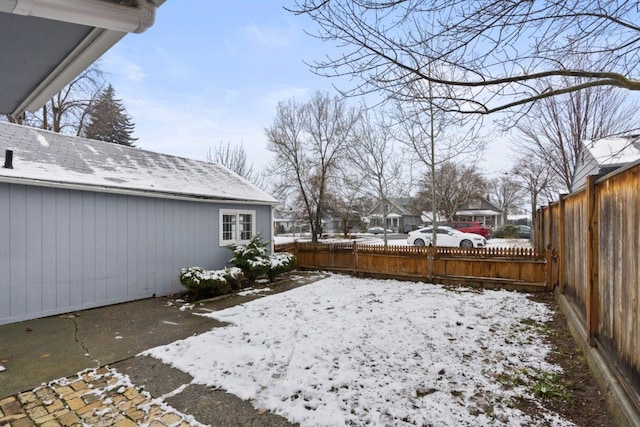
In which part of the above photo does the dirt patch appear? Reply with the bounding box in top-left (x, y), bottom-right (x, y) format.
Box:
top-left (524, 293), bottom-right (612, 426)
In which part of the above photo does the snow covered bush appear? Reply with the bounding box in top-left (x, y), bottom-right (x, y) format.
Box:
top-left (179, 266), bottom-right (231, 299)
top-left (267, 252), bottom-right (296, 282)
top-left (229, 235), bottom-right (271, 280)
top-left (223, 266), bottom-right (245, 291)
top-left (229, 235), bottom-right (296, 282)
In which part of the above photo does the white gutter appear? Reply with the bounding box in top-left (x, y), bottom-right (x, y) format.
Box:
top-left (0, 0), bottom-right (160, 33)
top-left (0, 175), bottom-right (279, 206)
top-left (5, 0), bottom-right (166, 117)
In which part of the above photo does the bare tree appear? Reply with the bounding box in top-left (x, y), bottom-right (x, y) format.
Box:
top-left (289, 1), bottom-right (640, 117)
top-left (511, 156), bottom-right (559, 240)
top-left (395, 73), bottom-right (487, 243)
top-left (26, 65), bottom-right (104, 135)
top-left (325, 169), bottom-right (369, 237)
top-left (417, 161), bottom-right (487, 222)
top-left (514, 81), bottom-right (639, 192)
top-left (266, 92), bottom-right (359, 242)
top-left (348, 108), bottom-right (404, 246)
top-left (489, 175), bottom-right (525, 226)
top-left (207, 141), bottom-right (255, 183)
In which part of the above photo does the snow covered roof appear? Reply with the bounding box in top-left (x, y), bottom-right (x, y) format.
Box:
top-left (584, 135), bottom-right (640, 166)
top-left (456, 209), bottom-right (501, 216)
top-left (0, 121), bottom-right (277, 204)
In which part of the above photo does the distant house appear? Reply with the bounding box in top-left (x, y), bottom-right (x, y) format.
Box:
top-left (452, 198), bottom-right (503, 228)
top-left (367, 197), bottom-right (422, 232)
top-left (572, 135), bottom-right (640, 192)
top-left (0, 121), bottom-right (277, 325)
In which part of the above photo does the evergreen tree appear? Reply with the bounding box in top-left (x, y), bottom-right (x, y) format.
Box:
top-left (83, 84), bottom-right (137, 146)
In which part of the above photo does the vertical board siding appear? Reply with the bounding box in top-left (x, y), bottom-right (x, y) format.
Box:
top-left (55, 190), bottom-right (71, 309)
top-left (94, 193), bottom-right (107, 303)
top-left (563, 194), bottom-right (587, 319)
top-left (69, 194), bottom-right (83, 308)
top-left (0, 182), bottom-right (273, 325)
top-left (0, 184), bottom-right (10, 318)
top-left (82, 192), bottom-right (96, 305)
top-left (126, 196), bottom-right (138, 298)
top-left (9, 185), bottom-right (27, 317)
top-left (41, 191), bottom-right (57, 312)
top-left (25, 187), bottom-right (43, 315)
top-left (596, 167), bottom-right (640, 393)
top-left (537, 163), bottom-right (640, 403)
top-left (114, 197), bottom-right (128, 300)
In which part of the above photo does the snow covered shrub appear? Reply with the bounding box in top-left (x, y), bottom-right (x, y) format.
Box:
top-left (267, 252), bottom-right (296, 282)
top-left (229, 235), bottom-right (271, 280)
top-left (223, 266), bottom-right (245, 291)
top-left (229, 235), bottom-right (296, 282)
top-left (179, 267), bottom-right (231, 299)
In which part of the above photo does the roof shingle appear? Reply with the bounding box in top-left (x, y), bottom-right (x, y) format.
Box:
top-left (0, 121), bottom-right (277, 204)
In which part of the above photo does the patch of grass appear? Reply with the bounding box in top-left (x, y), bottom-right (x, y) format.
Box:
top-left (442, 284), bottom-right (483, 294)
top-left (531, 371), bottom-right (573, 403)
top-left (494, 368), bottom-right (529, 389)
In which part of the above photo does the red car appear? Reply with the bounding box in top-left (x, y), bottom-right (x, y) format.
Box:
top-left (444, 221), bottom-right (491, 238)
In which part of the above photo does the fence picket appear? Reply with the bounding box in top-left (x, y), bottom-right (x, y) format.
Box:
top-left (275, 242), bottom-right (547, 291)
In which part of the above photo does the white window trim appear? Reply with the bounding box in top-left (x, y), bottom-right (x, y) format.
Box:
top-left (219, 209), bottom-right (256, 246)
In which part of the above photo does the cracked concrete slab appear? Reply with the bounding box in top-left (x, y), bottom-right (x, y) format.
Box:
top-left (0, 314), bottom-right (86, 398)
top-left (165, 384), bottom-right (296, 427)
top-left (111, 355), bottom-right (295, 425)
top-left (0, 298), bottom-right (222, 398)
top-left (0, 271), bottom-right (326, 400)
top-left (112, 355), bottom-right (194, 397)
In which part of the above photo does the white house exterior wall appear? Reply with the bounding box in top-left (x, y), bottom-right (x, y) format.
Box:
top-left (571, 150), bottom-right (599, 192)
top-left (0, 182), bottom-right (272, 325)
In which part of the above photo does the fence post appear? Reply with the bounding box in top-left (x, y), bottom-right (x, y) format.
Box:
top-left (428, 245), bottom-right (434, 284)
top-left (535, 207), bottom-right (544, 252)
top-left (585, 175), bottom-right (600, 347)
top-left (545, 246), bottom-right (553, 291)
top-left (352, 240), bottom-right (358, 274)
top-left (558, 193), bottom-right (567, 294)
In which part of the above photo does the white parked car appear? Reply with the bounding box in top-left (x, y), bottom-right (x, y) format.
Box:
top-left (407, 226), bottom-right (486, 248)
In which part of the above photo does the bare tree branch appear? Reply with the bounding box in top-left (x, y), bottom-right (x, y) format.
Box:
top-left (290, 0), bottom-right (640, 118)
top-left (513, 78), bottom-right (639, 192)
top-left (207, 140), bottom-right (256, 183)
top-left (266, 92), bottom-right (359, 242)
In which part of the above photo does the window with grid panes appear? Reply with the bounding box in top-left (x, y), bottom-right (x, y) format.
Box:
top-left (220, 209), bottom-right (255, 245)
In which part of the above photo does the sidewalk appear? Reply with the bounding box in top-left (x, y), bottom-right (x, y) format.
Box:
top-left (0, 272), bottom-right (323, 426)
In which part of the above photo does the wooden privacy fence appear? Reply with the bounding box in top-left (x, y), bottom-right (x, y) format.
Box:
top-left (275, 242), bottom-right (554, 292)
top-left (536, 162), bottom-right (640, 412)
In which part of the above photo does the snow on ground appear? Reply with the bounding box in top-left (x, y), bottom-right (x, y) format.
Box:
top-left (274, 234), bottom-right (533, 249)
top-left (236, 287), bottom-right (272, 297)
top-left (145, 275), bottom-right (571, 426)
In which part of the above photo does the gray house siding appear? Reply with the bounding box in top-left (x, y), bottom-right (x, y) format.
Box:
top-left (0, 182), bottom-right (272, 325)
top-left (571, 150), bottom-right (599, 192)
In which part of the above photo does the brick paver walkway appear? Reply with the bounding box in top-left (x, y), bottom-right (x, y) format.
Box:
top-left (0, 367), bottom-right (202, 427)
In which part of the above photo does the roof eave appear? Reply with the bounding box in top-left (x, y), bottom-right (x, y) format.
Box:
top-left (0, 175), bottom-right (279, 206)
top-left (12, 27), bottom-right (126, 117)
top-left (4, 0), bottom-right (165, 117)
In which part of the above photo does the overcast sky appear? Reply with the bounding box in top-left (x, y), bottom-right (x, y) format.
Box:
top-left (101, 1), bottom-right (512, 177)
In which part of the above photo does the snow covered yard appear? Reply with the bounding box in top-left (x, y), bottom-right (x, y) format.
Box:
top-left (145, 274), bottom-right (573, 426)
top-left (273, 234), bottom-right (533, 249)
